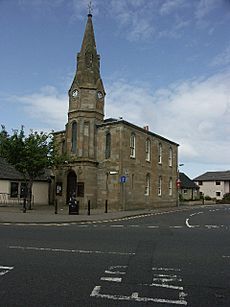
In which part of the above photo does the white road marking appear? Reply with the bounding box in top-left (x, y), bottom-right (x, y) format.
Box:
top-left (169, 226), bottom-right (183, 229)
top-left (104, 266), bottom-right (127, 276)
top-left (186, 211), bottom-right (204, 228)
top-left (9, 246), bottom-right (135, 256)
top-left (147, 225), bottom-right (159, 229)
top-left (185, 218), bottom-right (192, 228)
top-left (149, 283), bottom-right (183, 290)
top-left (131, 292), bottom-right (139, 298)
top-left (0, 265), bottom-right (14, 276)
top-left (153, 276), bottom-right (182, 283)
top-left (110, 224), bottom-right (124, 228)
top-left (100, 277), bottom-right (122, 282)
top-left (205, 225), bottom-right (219, 229)
top-left (186, 217), bottom-right (227, 230)
top-left (109, 265), bottom-right (127, 269)
top-left (185, 206), bottom-right (230, 230)
top-left (152, 267), bottom-right (181, 272)
top-left (0, 206), bottom-right (210, 227)
top-left (104, 270), bottom-right (126, 275)
top-left (185, 218), bottom-right (199, 229)
top-left (90, 285), bottom-right (187, 305)
top-left (222, 255), bottom-right (230, 258)
top-left (92, 265), bottom-right (188, 305)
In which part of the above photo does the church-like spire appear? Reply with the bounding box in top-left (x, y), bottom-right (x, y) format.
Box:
top-left (68, 11), bottom-right (105, 123)
top-left (72, 12), bottom-right (101, 89)
top-left (80, 13), bottom-right (97, 56)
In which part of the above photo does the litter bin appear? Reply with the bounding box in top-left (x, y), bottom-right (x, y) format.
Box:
top-left (68, 197), bottom-right (79, 215)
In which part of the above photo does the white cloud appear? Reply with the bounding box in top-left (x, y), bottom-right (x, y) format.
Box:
top-left (160, 0), bottom-right (187, 16)
top-left (109, 0), bottom-right (156, 42)
top-left (210, 45), bottom-right (230, 67)
top-left (105, 70), bottom-right (230, 167)
top-left (158, 18), bottom-right (190, 38)
top-left (11, 86), bottom-right (68, 131)
top-left (194, 0), bottom-right (219, 20)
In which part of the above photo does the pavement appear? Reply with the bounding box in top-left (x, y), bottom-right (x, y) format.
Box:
top-left (0, 203), bottom-right (195, 224)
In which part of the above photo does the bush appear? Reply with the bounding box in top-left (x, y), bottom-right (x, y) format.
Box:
top-left (223, 193), bottom-right (230, 201)
top-left (204, 195), bottom-right (211, 200)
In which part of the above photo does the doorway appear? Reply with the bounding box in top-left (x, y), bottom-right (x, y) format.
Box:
top-left (66, 171), bottom-right (77, 204)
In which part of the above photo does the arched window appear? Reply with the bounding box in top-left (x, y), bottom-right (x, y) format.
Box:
top-left (130, 133), bottom-right (136, 158)
top-left (158, 176), bottom-right (162, 196)
top-left (145, 174), bottom-right (150, 196)
top-left (146, 138), bottom-right (151, 161)
top-left (83, 121), bottom-right (89, 157)
top-left (169, 177), bottom-right (173, 196)
top-left (158, 143), bottom-right (162, 164)
top-left (105, 132), bottom-right (111, 159)
top-left (71, 121), bottom-right (77, 153)
top-left (169, 147), bottom-right (173, 167)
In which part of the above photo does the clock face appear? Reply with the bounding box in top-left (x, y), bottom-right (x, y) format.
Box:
top-left (97, 91), bottom-right (103, 99)
top-left (72, 89), bottom-right (79, 98)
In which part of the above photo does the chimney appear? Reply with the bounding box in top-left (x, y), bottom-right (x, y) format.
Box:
top-left (143, 125), bottom-right (149, 131)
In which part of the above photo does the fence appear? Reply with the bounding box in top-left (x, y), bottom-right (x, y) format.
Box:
top-left (0, 193), bottom-right (22, 206)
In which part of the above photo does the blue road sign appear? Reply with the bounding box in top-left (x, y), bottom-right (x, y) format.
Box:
top-left (120, 176), bottom-right (126, 183)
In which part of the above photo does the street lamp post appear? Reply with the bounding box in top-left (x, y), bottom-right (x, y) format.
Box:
top-left (177, 164), bottom-right (184, 207)
top-left (106, 170), bottom-right (119, 213)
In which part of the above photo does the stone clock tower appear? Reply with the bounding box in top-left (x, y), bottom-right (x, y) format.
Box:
top-left (54, 13), bottom-right (106, 206)
top-left (67, 12), bottom-right (105, 159)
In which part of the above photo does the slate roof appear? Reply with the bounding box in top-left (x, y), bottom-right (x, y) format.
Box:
top-left (179, 172), bottom-right (199, 189)
top-left (194, 171), bottom-right (230, 181)
top-left (98, 118), bottom-right (179, 146)
top-left (0, 157), bottom-right (50, 182)
top-left (0, 157), bottom-right (23, 180)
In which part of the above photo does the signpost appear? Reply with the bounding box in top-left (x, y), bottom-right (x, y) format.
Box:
top-left (120, 176), bottom-right (127, 210)
top-left (176, 178), bottom-right (181, 207)
top-left (120, 176), bottom-right (126, 183)
top-left (176, 178), bottom-right (181, 189)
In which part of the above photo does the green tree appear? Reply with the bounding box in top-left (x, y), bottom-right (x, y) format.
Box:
top-left (0, 125), bottom-right (53, 209)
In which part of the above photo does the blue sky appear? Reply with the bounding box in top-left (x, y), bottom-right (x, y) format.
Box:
top-left (0, 0), bottom-right (230, 178)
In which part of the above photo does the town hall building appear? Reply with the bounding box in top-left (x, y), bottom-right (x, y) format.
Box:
top-left (53, 13), bottom-right (179, 211)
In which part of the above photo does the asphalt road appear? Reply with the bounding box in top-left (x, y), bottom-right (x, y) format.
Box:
top-left (0, 204), bottom-right (229, 306)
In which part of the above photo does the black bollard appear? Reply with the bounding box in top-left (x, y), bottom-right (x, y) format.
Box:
top-left (23, 198), bottom-right (26, 213)
top-left (105, 200), bottom-right (108, 213)
top-left (55, 199), bottom-right (58, 214)
top-left (77, 200), bottom-right (79, 215)
top-left (87, 200), bottom-right (90, 215)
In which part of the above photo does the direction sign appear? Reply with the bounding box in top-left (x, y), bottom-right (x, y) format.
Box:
top-left (120, 176), bottom-right (126, 183)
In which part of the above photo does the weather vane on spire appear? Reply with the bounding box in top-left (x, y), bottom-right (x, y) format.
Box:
top-left (88, 1), bottom-right (93, 15)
